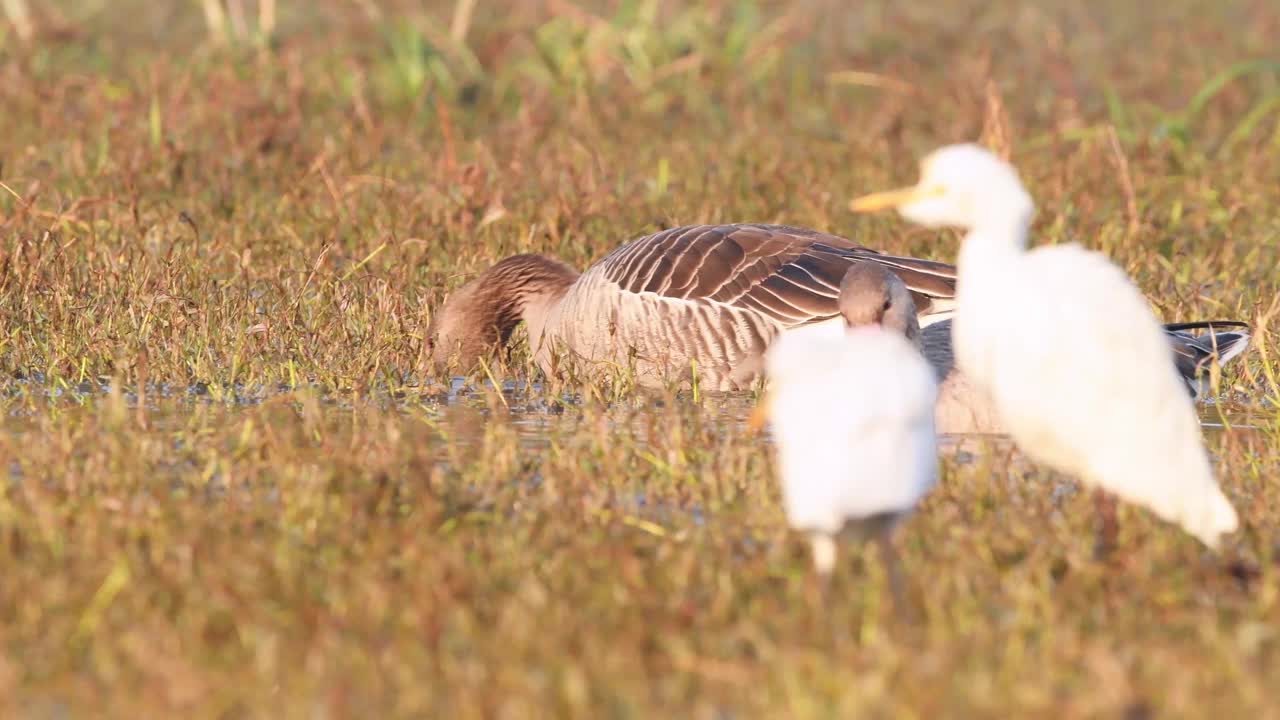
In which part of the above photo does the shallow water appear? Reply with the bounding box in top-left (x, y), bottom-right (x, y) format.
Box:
top-left (4, 374), bottom-right (1273, 433)
top-left (4, 374), bottom-right (1274, 482)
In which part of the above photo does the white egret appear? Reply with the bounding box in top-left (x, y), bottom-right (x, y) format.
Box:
top-left (751, 263), bottom-right (939, 577)
top-left (850, 143), bottom-right (1238, 549)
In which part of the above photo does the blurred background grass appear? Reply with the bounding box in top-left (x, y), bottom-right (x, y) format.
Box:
top-left (0, 1), bottom-right (1278, 717)
top-left (1, 0), bottom-right (1277, 390)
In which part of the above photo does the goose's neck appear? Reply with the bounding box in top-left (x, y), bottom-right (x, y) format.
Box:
top-left (430, 254), bottom-right (579, 364)
top-left (902, 313), bottom-right (923, 351)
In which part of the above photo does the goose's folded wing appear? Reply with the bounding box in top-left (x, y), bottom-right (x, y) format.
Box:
top-left (593, 223), bottom-right (957, 327)
top-left (1161, 320), bottom-right (1251, 397)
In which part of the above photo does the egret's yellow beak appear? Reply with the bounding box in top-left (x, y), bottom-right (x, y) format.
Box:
top-left (849, 185), bottom-right (926, 213)
top-left (747, 395), bottom-right (771, 433)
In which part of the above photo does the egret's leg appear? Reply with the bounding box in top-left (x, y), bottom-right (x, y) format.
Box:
top-left (874, 531), bottom-right (907, 617)
top-left (810, 533), bottom-right (837, 577)
top-left (1094, 488), bottom-right (1119, 559)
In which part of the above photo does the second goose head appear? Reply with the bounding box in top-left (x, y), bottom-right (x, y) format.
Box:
top-left (838, 263), bottom-right (921, 344)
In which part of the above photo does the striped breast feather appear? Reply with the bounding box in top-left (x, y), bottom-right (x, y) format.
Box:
top-left (590, 223), bottom-right (957, 328)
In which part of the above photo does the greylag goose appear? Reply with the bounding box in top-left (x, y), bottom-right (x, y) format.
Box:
top-left (850, 144), bottom-right (1238, 548)
top-left (427, 223), bottom-right (1250, 431)
top-left (751, 263), bottom-right (938, 577)
top-left (428, 224), bottom-right (955, 390)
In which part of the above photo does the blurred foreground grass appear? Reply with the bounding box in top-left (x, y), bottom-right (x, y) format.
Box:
top-left (1, 0), bottom-right (1279, 716)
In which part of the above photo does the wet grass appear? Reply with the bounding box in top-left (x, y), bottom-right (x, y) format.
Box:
top-left (1, 0), bottom-right (1279, 716)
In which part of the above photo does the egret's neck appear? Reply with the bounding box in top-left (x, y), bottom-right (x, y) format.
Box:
top-left (957, 224), bottom-right (1021, 266)
top-left (954, 214), bottom-right (1030, 319)
top-left (956, 198), bottom-right (1033, 275)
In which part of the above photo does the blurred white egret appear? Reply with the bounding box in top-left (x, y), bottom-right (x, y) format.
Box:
top-left (850, 143), bottom-right (1238, 549)
top-left (752, 263), bottom-right (939, 577)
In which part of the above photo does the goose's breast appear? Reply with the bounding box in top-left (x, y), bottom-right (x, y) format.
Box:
top-left (935, 370), bottom-right (1004, 435)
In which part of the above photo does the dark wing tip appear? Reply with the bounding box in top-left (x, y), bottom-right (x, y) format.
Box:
top-left (1161, 319), bottom-right (1251, 333)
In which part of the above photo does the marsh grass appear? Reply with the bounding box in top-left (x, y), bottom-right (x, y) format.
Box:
top-left (1, 0), bottom-right (1279, 716)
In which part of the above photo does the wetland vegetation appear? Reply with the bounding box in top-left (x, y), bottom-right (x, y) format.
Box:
top-left (0, 0), bottom-right (1278, 716)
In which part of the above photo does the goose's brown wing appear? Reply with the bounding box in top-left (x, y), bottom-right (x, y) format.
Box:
top-left (592, 223), bottom-right (956, 326)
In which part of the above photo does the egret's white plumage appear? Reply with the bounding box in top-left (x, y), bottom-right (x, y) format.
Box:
top-left (851, 143), bottom-right (1239, 548)
top-left (758, 264), bottom-right (939, 575)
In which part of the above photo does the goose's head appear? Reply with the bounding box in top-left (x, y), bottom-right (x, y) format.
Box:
top-left (839, 263), bottom-right (920, 343)
top-left (426, 254), bottom-right (579, 372)
top-left (850, 144), bottom-right (1033, 231)
top-left (426, 278), bottom-right (512, 370)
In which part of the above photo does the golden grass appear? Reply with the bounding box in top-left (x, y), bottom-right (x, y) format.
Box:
top-left (0, 0), bottom-right (1278, 716)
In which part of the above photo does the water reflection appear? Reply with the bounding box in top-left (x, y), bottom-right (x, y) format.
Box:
top-left (3, 374), bottom-right (1275, 477)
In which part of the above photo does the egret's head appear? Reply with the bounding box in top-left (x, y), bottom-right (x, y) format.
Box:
top-left (850, 144), bottom-right (1033, 231)
top-left (838, 263), bottom-right (919, 342)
